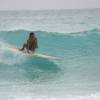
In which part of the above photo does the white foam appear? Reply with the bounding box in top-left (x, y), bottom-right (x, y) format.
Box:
top-left (11, 92), bottom-right (100, 100)
top-left (0, 41), bottom-right (27, 65)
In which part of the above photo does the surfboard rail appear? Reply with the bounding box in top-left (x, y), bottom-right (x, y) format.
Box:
top-left (7, 47), bottom-right (61, 60)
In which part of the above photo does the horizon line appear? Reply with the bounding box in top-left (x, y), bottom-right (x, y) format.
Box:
top-left (0, 7), bottom-right (100, 11)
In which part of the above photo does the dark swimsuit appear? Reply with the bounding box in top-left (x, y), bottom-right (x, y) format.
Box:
top-left (28, 37), bottom-right (37, 52)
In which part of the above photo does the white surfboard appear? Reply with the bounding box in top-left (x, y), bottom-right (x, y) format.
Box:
top-left (7, 47), bottom-right (60, 60)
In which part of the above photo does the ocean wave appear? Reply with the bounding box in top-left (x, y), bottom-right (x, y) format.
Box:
top-left (0, 27), bottom-right (100, 82)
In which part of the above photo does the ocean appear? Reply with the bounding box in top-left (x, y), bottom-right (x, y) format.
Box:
top-left (0, 9), bottom-right (100, 100)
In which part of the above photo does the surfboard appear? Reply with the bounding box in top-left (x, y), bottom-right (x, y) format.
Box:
top-left (7, 47), bottom-right (60, 60)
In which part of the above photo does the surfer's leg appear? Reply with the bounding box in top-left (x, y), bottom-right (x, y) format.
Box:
top-left (19, 43), bottom-right (28, 51)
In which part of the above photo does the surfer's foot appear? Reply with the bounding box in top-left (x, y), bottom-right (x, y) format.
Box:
top-left (27, 50), bottom-right (30, 53)
top-left (19, 48), bottom-right (23, 51)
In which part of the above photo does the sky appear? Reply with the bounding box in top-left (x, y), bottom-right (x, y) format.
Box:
top-left (0, 0), bottom-right (100, 10)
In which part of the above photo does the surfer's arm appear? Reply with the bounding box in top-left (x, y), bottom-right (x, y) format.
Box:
top-left (27, 40), bottom-right (30, 53)
top-left (35, 38), bottom-right (38, 48)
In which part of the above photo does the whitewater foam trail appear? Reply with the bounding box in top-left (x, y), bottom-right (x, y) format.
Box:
top-left (0, 41), bottom-right (27, 65)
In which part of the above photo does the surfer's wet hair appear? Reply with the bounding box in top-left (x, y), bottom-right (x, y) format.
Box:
top-left (29, 32), bottom-right (35, 37)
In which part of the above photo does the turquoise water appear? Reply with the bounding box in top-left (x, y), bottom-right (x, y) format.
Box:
top-left (0, 9), bottom-right (100, 100)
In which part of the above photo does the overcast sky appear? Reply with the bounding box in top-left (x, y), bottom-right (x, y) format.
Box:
top-left (0, 0), bottom-right (100, 10)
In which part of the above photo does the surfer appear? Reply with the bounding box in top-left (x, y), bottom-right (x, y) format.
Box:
top-left (19, 32), bottom-right (38, 53)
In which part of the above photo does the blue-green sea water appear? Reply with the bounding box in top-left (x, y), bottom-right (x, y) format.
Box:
top-left (0, 9), bottom-right (100, 100)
